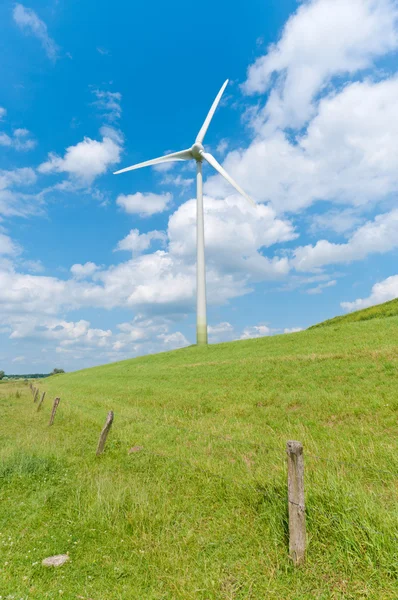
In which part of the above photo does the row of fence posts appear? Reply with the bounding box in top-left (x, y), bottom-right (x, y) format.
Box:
top-left (27, 381), bottom-right (306, 565)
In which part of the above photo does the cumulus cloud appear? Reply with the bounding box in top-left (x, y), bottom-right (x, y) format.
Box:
top-left (292, 209), bottom-right (398, 271)
top-left (168, 195), bottom-right (294, 280)
top-left (0, 194), bottom-right (296, 323)
top-left (38, 128), bottom-right (122, 184)
top-left (240, 324), bottom-right (274, 339)
top-left (116, 192), bottom-right (172, 217)
top-left (208, 321), bottom-right (235, 343)
top-left (341, 275), bottom-right (398, 311)
top-left (0, 233), bottom-right (20, 256)
top-left (0, 168), bottom-right (41, 219)
top-left (116, 229), bottom-right (167, 255)
top-left (13, 3), bottom-right (59, 61)
top-left (92, 90), bottom-right (122, 122)
top-left (0, 168), bottom-right (37, 191)
top-left (243, 0), bottom-right (398, 131)
top-left (0, 128), bottom-right (36, 151)
top-left (207, 77), bottom-right (398, 213)
top-left (70, 262), bottom-right (100, 280)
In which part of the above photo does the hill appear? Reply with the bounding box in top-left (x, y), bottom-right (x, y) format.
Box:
top-left (311, 297), bottom-right (398, 329)
top-left (0, 315), bottom-right (397, 599)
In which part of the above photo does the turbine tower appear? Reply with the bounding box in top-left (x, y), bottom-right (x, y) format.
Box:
top-left (114, 80), bottom-right (255, 346)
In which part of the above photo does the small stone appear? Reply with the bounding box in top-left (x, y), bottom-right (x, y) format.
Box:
top-left (128, 446), bottom-right (143, 454)
top-left (42, 555), bottom-right (69, 567)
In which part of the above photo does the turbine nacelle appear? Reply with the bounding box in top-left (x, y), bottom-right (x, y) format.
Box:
top-left (190, 142), bottom-right (204, 161)
top-left (114, 79), bottom-right (255, 207)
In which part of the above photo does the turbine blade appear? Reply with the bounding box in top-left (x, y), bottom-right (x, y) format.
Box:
top-left (202, 152), bottom-right (256, 207)
top-left (114, 149), bottom-right (193, 175)
top-left (195, 80), bottom-right (229, 144)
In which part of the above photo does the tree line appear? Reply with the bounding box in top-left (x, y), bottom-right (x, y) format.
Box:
top-left (0, 368), bottom-right (65, 380)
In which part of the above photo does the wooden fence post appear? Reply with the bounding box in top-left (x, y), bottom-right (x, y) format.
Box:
top-left (33, 388), bottom-right (39, 403)
top-left (37, 391), bottom-right (46, 412)
top-left (287, 440), bottom-right (306, 566)
top-left (49, 398), bottom-right (60, 426)
top-left (96, 411), bottom-right (114, 455)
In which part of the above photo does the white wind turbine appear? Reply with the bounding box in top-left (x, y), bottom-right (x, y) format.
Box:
top-left (114, 79), bottom-right (255, 346)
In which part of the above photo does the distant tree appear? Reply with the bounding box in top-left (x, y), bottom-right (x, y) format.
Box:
top-left (51, 368), bottom-right (65, 375)
top-left (0, 370), bottom-right (4, 380)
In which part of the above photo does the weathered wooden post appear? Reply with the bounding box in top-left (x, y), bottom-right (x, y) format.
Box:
top-left (49, 398), bottom-right (60, 426)
top-left (37, 391), bottom-right (46, 412)
top-left (96, 411), bottom-right (114, 455)
top-left (33, 388), bottom-right (39, 403)
top-left (287, 440), bottom-right (306, 566)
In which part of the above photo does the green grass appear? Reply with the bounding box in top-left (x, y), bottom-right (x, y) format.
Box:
top-left (310, 297), bottom-right (398, 329)
top-left (1, 310), bottom-right (398, 599)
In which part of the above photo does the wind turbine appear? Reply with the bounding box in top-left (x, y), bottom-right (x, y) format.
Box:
top-left (114, 79), bottom-right (255, 346)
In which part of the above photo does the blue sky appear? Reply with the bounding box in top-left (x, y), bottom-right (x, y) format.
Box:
top-left (1, 0), bottom-right (398, 373)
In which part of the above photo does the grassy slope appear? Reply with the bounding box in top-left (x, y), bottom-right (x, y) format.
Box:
top-left (310, 297), bottom-right (398, 329)
top-left (1, 316), bottom-right (398, 599)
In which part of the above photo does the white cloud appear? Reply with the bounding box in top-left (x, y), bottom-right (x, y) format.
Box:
top-left (306, 279), bottom-right (336, 294)
top-left (341, 275), bottom-right (398, 311)
top-left (240, 324), bottom-right (274, 339)
top-left (216, 139), bottom-right (228, 155)
top-left (39, 129), bottom-right (122, 184)
top-left (168, 195), bottom-right (294, 280)
top-left (207, 77), bottom-right (398, 213)
top-left (0, 108), bottom-right (6, 120)
top-left (208, 321), bottom-right (235, 343)
top-left (70, 262), bottom-right (100, 280)
top-left (0, 168), bottom-right (40, 219)
top-left (0, 194), bottom-right (295, 322)
top-left (160, 174), bottom-right (194, 190)
top-left (13, 3), bottom-right (59, 61)
top-left (292, 209), bottom-right (398, 271)
top-left (92, 90), bottom-right (122, 122)
top-left (0, 168), bottom-right (36, 191)
top-left (12, 355), bottom-right (25, 363)
top-left (116, 229), bottom-right (167, 255)
top-left (9, 316), bottom-right (112, 352)
top-left (116, 192), bottom-right (172, 217)
top-left (0, 133), bottom-right (11, 146)
top-left (0, 233), bottom-right (20, 256)
top-left (243, 0), bottom-right (398, 131)
top-left (21, 260), bottom-right (44, 273)
top-left (283, 327), bottom-right (303, 334)
top-left (156, 331), bottom-right (189, 349)
top-left (310, 209), bottom-right (363, 235)
top-left (0, 128), bottom-right (36, 151)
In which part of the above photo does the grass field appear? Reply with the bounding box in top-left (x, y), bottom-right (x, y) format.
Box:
top-left (310, 298), bottom-right (398, 329)
top-left (1, 306), bottom-right (397, 599)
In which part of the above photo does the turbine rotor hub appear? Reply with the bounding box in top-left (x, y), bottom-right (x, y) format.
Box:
top-left (191, 142), bottom-right (204, 161)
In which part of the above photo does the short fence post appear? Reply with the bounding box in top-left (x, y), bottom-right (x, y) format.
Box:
top-left (96, 411), bottom-right (114, 455)
top-left (37, 391), bottom-right (46, 412)
top-left (33, 388), bottom-right (39, 403)
top-left (49, 398), bottom-right (60, 426)
top-left (287, 440), bottom-right (306, 566)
